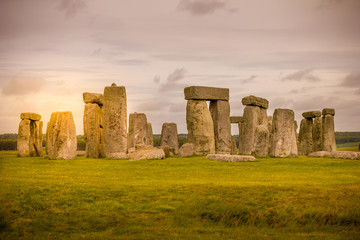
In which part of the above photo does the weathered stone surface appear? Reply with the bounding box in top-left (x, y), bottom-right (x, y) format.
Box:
top-left (129, 147), bottom-right (165, 161)
top-left (159, 145), bottom-right (175, 158)
top-left (84, 103), bottom-right (101, 158)
top-left (83, 92), bottom-right (104, 106)
top-left (179, 143), bottom-right (194, 157)
top-left (302, 111), bottom-right (321, 119)
top-left (103, 84), bottom-right (127, 156)
top-left (322, 108), bottom-right (335, 116)
top-left (160, 122), bottom-right (179, 154)
top-left (186, 100), bottom-right (215, 155)
top-left (254, 125), bottom-right (270, 157)
top-left (322, 115), bottom-right (336, 152)
top-left (20, 112), bottom-right (41, 121)
top-left (210, 100), bottom-right (231, 154)
top-left (298, 118), bottom-right (314, 155)
top-left (30, 120), bottom-right (43, 157)
top-left (292, 120), bottom-right (298, 156)
top-left (46, 111), bottom-right (77, 160)
top-left (242, 95), bottom-right (269, 109)
top-left (184, 86), bottom-right (229, 101)
top-left (146, 123), bottom-right (154, 146)
top-left (239, 106), bottom-right (260, 155)
top-left (308, 151), bottom-right (331, 157)
top-left (128, 113), bottom-right (148, 149)
top-left (107, 152), bottom-right (128, 159)
top-left (206, 154), bottom-right (256, 162)
top-left (230, 116), bottom-right (242, 123)
top-left (312, 117), bottom-right (323, 152)
top-left (270, 109), bottom-right (298, 157)
top-left (259, 108), bottom-right (268, 126)
top-left (231, 138), bottom-right (238, 155)
top-left (267, 116), bottom-right (273, 133)
top-left (17, 119), bottom-right (31, 157)
top-left (238, 118), bottom-right (245, 154)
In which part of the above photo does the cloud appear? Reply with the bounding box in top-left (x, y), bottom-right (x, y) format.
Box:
top-left (242, 75), bottom-right (257, 84)
top-left (136, 101), bottom-right (170, 112)
top-left (177, 0), bottom-right (231, 15)
top-left (56, 0), bottom-right (86, 18)
top-left (340, 71), bottom-right (360, 94)
top-left (281, 69), bottom-right (321, 82)
top-left (2, 73), bottom-right (46, 96)
top-left (159, 68), bottom-right (187, 91)
top-left (153, 76), bottom-right (160, 84)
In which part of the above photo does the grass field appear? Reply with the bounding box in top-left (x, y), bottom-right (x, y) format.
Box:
top-left (337, 142), bottom-right (360, 151)
top-left (1, 150), bottom-right (360, 240)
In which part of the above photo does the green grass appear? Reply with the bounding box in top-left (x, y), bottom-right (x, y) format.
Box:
top-left (337, 142), bottom-right (360, 151)
top-left (1, 151), bottom-right (360, 239)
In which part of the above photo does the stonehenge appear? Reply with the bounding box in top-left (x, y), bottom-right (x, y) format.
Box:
top-left (46, 111), bottom-right (77, 160)
top-left (128, 112), bottom-right (148, 150)
top-left (160, 123), bottom-right (179, 154)
top-left (298, 108), bottom-right (336, 155)
top-left (17, 113), bottom-right (43, 157)
top-left (185, 86), bottom-right (231, 155)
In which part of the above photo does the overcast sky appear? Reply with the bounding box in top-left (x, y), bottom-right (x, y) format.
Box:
top-left (1, 0), bottom-right (359, 135)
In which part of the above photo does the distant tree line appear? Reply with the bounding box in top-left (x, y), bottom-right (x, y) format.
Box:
top-left (1, 132), bottom-right (359, 151)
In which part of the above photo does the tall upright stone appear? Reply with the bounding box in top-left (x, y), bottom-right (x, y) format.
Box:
top-left (84, 103), bottom-right (101, 158)
top-left (186, 100), bottom-right (215, 155)
top-left (322, 108), bottom-right (336, 152)
top-left (239, 106), bottom-right (260, 155)
top-left (209, 100), bottom-right (231, 154)
top-left (128, 113), bottom-right (148, 149)
top-left (103, 83), bottom-right (127, 156)
top-left (238, 117), bottom-right (244, 154)
top-left (160, 122), bottom-right (179, 154)
top-left (270, 109), bottom-right (298, 157)
top-left (254, 125), bottom-right (270, 157)
top-left (17, 113), bottom-right (43, 157)
top-left (298, 118), bottom-right (314, 155)
top-left (231, 138), bottom-right (238, 155)
top-left (313, 117), bottom-right (323, 152)
top-left (46, 111), bottom-right (77, 160)
top-left (146, 123), bottom-right (154, 146)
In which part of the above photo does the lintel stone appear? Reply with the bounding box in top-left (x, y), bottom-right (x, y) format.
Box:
top-left (242, 95), bottom-right (269, 109)
top-left (20, 112), bottom-right (41, 121)
top-left (322, 108), bottom-right (335, 116)
top-left (230, 116), bottom-right (242, 123)
top-left (184, 86), bottom-right (229, 101)
top-left (302, 111), bottom-right (321, 119)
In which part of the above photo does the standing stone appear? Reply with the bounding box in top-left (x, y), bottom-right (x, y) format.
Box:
top-left (84, 103), bottom-right (101, 158)
top-left (128, 113), bottom-right (148, 149)
top-left (298, 118), bottom-right (314, 155)
top-left (237, 117), bottom-right (244, 154)
top-left (231, 138), bottom-right (238, 155)
top-left (186, 100), bottom-right (215, 155)
top-left (267, 116), bottom-right (273, 133)
top-left (254, 125), bottom-right (270, 157)
top-left (17, 119), bottom-right (31, 157)
top-left (259, 108), bottom-right (268, 126)
top-left (239, 106), bottom-right (260, 155)
top-left (322, 115), bottom-right (336, 152)
top-left (160, 122), bottom-right (179, 154)
top-left (46, 111), bottom-right (77, 160)
top-left (103, 83), bottom-right (127, 156)
top-left (146, 123), bottom-right (154, 146)
top-left (30, 120), bottom-right (43, 157)
top-left (270, 109), bottom-right (298, 157)
top-left (209, 100), bottom-right (231, 154)
top-left (291, 120), bottom-right (298, 156)
top-left (312, 117), bottom-right (323, 152)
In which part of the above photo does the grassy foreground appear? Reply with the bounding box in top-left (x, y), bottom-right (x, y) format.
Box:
top-left (1, 151), bottom-right (360, 240)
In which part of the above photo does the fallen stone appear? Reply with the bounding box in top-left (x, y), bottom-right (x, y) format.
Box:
top-left (128, 113), bottom-right (148, 149)
top-left (206, 154), bottom-right (256, 162)
top-left (254, 125), bottom-right (270, 157)
top-left (160, 123), bottom-right (179, 154)
top-left (107, 152), bottom-right (129, 159)
top-left (270, 109), bottom-right (298, 157)
top-left (146, 123), bottom-right (154, 146)
top-left (308, 151), bottom-right (331, 157)
top-left (242, 95), bottom-right (269, 109)
top-left (302, 111), bottom-right (321, 119)
top-left (184, 86), bottom-right (229, 101)
top-left (103, 84), bottom-right (127, 156)
top-left (129, 147), bottom-right (165, 161)
top-left (179, 143), bottom-right (194, 157)
top-left (230, 116), bottom-right (242, 123)
top-left (77, 151), bottom-right (86, 156)
top-left (322, 108), bottom-right (335, 116)
top-left (20, 112), bottom-right (41, 121)
top-left (46, 111), bottom-right (77, 160)
top-left (329, 151), bottom-right (359, 160)
top-left (186, 100), bottom-right (215, 155)
top-left (210, 100), bottom-right (231, 154)
top-left (159, 145), bottom-right (175, 158)
top-left (83, 92), bottom-right (104, 106)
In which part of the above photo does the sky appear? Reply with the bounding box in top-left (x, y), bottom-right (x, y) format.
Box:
top-left (0, 0), bottom-right (359, 135)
